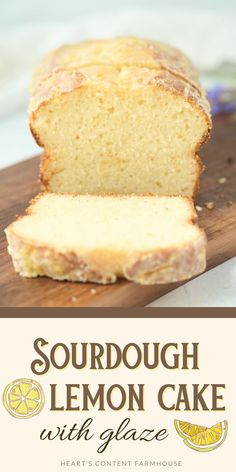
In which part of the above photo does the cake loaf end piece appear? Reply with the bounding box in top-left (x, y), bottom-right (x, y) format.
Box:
top-left (29, 37), bottom-right (211, 197)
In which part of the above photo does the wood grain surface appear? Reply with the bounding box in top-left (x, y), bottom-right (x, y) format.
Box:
top-left (0, 114), bottom-right (236, 307)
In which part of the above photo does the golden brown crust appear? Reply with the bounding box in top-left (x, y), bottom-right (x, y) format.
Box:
top-left (6, 228), bottom-right (206, 285)
top-left (192, 154), bottom-right (204, 200)
top-left (30, 37), bottom-right (201, 97)
top-left (124, 235), bottom-right (206, 284)
top-left (6, 230), bottom-right (117, 284)
top-left (29, 36), bottom-right (211, 127)
top-left (37, 37), bottom-right (197, 75)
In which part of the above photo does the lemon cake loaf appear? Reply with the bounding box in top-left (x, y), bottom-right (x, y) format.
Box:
top-left (30, 37), bottom-right (211, 197)
top-left (5, 194), bottom-right (206, 285)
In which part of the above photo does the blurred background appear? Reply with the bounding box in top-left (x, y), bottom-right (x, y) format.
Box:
top-left (1, 0), bottom-right (236, 168)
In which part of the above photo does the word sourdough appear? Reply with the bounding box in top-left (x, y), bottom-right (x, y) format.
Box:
top-left (31, 339), bottom-right (199, 375)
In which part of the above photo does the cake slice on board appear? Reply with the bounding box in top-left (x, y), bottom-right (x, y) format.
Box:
top-left (5, 194), bottom-right (206, 285)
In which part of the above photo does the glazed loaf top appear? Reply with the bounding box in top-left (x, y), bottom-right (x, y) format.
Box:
top-left (29, 36), bottom-right (211, 126)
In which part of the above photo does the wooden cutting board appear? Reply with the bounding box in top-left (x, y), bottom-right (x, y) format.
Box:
top-left (0, 114), bottom-right (236, 307)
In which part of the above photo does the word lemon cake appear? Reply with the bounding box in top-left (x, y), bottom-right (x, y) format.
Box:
top-left (5, 194), bottom-right (206, 285)
top-left (30, 37), bottom-right (211, 197)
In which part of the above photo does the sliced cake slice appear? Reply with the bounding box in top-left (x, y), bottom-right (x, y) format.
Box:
top-left (5, 194), bottom-right (206, 285)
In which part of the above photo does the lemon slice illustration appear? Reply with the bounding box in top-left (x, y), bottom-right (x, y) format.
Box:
top-left (174, 419), bottom-right (207, 439)
top-left (175, 419), bottom-right (228, 452)
top-left (3, 378), bottom-right (44, 419)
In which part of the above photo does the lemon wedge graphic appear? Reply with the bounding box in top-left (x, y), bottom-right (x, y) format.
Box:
top-left (175, 419), bottom-right (228, 452)
top-left (3, 378), bottom-right (44, 419)
top-left (174, 419), bottom-right (207, 439)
